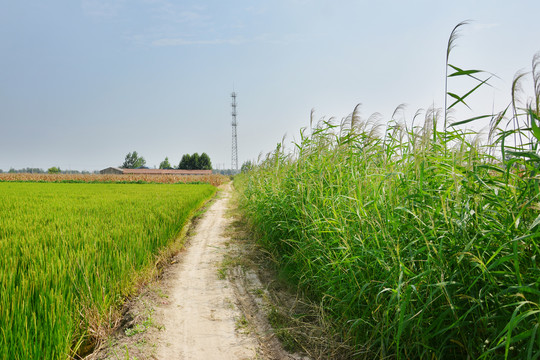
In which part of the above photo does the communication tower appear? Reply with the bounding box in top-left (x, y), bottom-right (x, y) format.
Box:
top-left (231, 92), bottom-right (238, 171)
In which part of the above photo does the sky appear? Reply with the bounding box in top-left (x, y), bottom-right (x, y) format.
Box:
top-left (1, 0), bottom-right (539, 172)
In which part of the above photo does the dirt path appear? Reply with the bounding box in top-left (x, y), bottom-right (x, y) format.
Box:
top-left (91, 183), bottom-right (309, 360)
top-left (154, 184), bottom-right (258, 359)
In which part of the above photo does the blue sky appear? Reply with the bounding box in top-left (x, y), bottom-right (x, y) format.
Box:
top-left (1, 0), bottom-right (539, 171)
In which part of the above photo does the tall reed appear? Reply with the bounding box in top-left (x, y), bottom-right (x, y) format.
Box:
top-left (237, 29), bottom-right (540, 359)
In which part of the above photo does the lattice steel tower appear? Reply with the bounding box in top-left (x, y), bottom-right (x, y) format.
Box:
top-left (231, 91), bottom-right (238, 171)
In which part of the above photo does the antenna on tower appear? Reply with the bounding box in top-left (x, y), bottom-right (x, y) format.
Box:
top-left (231, 91), bottom-right (238, 172)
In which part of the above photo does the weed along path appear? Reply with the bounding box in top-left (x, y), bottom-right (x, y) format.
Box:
top-left (154, 183), bottom-right (258, 359)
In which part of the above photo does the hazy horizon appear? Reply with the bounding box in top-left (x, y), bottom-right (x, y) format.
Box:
top-left (2, 1), bottom-right (540, 172)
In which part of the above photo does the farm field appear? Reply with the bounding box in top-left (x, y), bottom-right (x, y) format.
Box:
top-left (0, 182), bottom-right (216, 360)
top-left (0, 173), bottom-right (228, 187)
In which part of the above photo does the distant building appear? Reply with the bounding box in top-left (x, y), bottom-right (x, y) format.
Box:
top-left (99, 167), bottom-right (212, 175)
top-left (100, 167), bottom-right (124, 175)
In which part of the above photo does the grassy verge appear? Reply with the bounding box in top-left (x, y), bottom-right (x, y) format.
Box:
top-left (227, 184), bottom-right (353, 359)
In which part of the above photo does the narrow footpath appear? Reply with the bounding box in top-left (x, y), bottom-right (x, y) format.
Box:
top-left (154, 184), bottom-right (258, 359)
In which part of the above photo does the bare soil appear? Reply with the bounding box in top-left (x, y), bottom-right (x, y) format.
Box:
top-left (89, 183), bottom-right (309, 360)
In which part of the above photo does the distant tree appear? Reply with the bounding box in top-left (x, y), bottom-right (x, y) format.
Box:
top-left (198, 153), bottom-right (212, 170)
top-left (4, 167), bottom-right (46, 174)
top-left (121, 151), bottom-right (146, 169)
top-left (159, 157), bottom-right (172, 169)
top-left (23, 167), bottom-right (45, 174)
top-left (48, 167), bottom-right (61, 174)
top-left (61, 170), bottom-right (82, 174)
top-left (241, 160), bottom-right (253, 173)
top-left (190, 153), bottom-right (200, 170)
top-left (178, 154), bottom-right (191, 170)
top-left (178, 152), bottom-right (212, 170)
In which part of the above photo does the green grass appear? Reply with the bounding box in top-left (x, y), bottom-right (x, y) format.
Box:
top-left (237, 25), bottom-right (540, 359)
top-left (0, 182), bottom-right (216, 360)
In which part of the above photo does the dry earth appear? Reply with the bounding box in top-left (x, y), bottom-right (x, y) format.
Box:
top-left (89, 183), bottom-right (309, 360)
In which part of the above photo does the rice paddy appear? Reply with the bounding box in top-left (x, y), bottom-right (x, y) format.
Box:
top-left (0, 182), bottom-right (216, 359)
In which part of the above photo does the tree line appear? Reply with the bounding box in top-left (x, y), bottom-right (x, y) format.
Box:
top-left (1, 167), bottom-right (95, 174)
top-left (121, 151), bottom-right (212, 170)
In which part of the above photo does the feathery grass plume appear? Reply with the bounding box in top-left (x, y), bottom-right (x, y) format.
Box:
top-left (488, 107), bottom-right (508, 157)
top-left (445, 20), bottom-right (470, 131)
top-left (409, 108), bottom-right (425, 153)
top-left (391, 103), bottom-right (408, 133)
top-left (511, 70), bottom-right (528, 148)
top-left (445, 20), bottom-right (495, 141)
top-left (351, 103), bottom-right (362, 131)
top-left (533, 52), bottom-right (540, 113)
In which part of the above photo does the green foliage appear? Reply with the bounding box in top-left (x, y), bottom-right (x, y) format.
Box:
top-left (178, 154), bottom-right (191, 169)
top-left (241, 160), bottom-right (253, 173)
top-left (47, 166), bottom-right (61, 174)
top-left (159, 157), bottom-right (172, 169)
top-left (238, 116), bottom-right (540, 359)
top-left (199, 152), bottom-right (212, 170)
top-left (178, 152), bottom-right (212, 170)
top-left (237, 36), bottom-right (540, 359)
top-left (121, 151), bottom-right (146, 169)
top-left (0, 183), bottom-right (216, 359)
top-left (124, 308), bottom-right (157, 337)
top-left (190, 153), bottom-right (200, 169)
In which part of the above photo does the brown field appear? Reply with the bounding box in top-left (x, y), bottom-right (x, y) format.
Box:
top-left (0, 173), bottom-right (229, 187)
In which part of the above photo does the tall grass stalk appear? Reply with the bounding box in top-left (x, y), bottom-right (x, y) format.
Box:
top-left (237, 35), bottom-right (540, 359)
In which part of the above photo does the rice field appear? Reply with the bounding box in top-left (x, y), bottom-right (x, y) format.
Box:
top-left (237, 28), bottom-right (540, 359)
top-left (0, 182), bottom-right (216, 359)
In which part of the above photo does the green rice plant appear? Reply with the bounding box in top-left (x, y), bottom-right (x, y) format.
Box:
top-left (0, 183), bottom-right (215, 359)
top-left (237, 26), bottom-right (540, 359)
